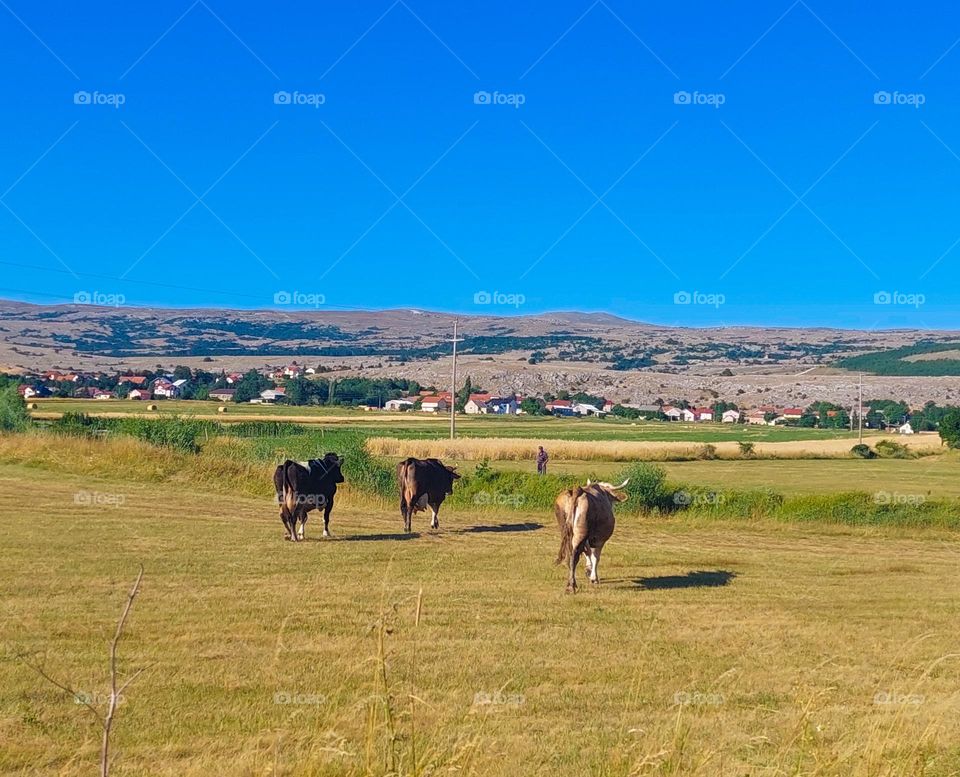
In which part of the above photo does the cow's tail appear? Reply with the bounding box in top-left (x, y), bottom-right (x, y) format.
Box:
top-left (280, 462), bottom-right (297, 516)
top-left (555, 487), bottom-right (582, 564)
top-left (397, 459), bottom-right (411, 518)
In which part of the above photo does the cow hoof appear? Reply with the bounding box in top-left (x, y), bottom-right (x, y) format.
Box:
top-left (565, 584), bottom-right (577, 594)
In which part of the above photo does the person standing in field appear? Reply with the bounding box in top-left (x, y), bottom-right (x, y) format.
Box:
top-left (536, 445), bottom-right (549, 475)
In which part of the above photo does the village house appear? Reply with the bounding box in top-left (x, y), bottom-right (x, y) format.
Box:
top-left (420, 396), bottom-right (449, 413)
top-left (18, 384), bottom-right (52, 399)
top-left (692, 407), bottom-right (714, 422)
top-left (128, 388), bottom-right (153, 400)
top-left (384, 398), bottom-right (415, 411)
top-left (746, 409), bottom-right (772, 425)
top-left (259, 387), bottom-right (286, 404)
top-left (209, 388), bottom-right (236, 402)
top-left (721, 409), bottom-right (741, 423)
top-left (573, 402), bottom-right (606, 417)
top-left (226, 373), bottom-right (244, 384)
top-left (602, 399), bottom-right (616, 413)
top-left (545, 399), bottom-right (575, 416)
top-left (93, 389), bottom-right (115, 400)
top-left (118, 375), bottom-right (148, 386)
top-left (152, 378), bottom-right (180, 399)
top-left (781, 408), bottom-right (804, 420)
top-left (464, 393), bottom-right (493, 414)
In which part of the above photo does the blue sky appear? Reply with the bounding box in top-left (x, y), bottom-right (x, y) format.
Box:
top-left (2, 1), bottom-right (960, 327)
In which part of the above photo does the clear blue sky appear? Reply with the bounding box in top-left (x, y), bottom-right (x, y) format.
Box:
top-left (3, 1), bottom-right (960, 327)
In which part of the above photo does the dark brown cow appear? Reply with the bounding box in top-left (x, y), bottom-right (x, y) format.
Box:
top-left (273, 453), bottom-right (344, 541)
top-left (554, 479), bottom-right (629, 592)
top-left (397, 457), bottom-right (460, 532)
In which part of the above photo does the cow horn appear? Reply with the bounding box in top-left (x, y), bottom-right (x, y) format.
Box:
top-left (613, 478), bottom-right (630, 490)
top-left (586, 478), bottom-right (592, 485)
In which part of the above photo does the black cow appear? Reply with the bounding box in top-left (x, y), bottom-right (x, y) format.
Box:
top-left (273, 453), bottom-right (344, 541)
top-left (397, 457), bottom-right (460, 533)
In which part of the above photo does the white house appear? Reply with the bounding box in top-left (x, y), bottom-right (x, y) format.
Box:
top-left (259, 388), bottom-right (286, 403)
top-left (721, 409), bottom-right (741, 423)
top-left (384, 398), bottom-right (414, 411)
top-left (692, 407), bottom-right (714, 422)
top-left (464, 393), bottom-right (492, 414)
top-left (209, 388), bottom-right (236, 402)
top-left (573, 402), bottom-right (606, 417)
top-left (420, 396), bottom-right (448, 413)
top-left (663, 406), bottom-right (683, 421)
top-left (152, 379), bottom-right (180, 399)
top-left (488, 396), bottom-right (519, 415)
top-left (897, 421), bottom-right (914, 435)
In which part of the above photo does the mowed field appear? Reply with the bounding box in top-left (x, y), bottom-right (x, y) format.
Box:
top-left (28, 398), bottom-right (856, 442)
top-left (3, 465), bottom-right (960, 776)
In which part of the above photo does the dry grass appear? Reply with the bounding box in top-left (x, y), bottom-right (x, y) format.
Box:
top-left (366, 433), bottom-right (943, 462)
top-left (3, 464), bottom-right (960, 775)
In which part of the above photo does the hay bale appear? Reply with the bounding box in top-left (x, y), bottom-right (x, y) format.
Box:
top-left (217, 406), bottom-right (228, 414)
top-left (147, 404), bottom-right (158, 411)
top-left (27, 402), bottom-right (38, 410)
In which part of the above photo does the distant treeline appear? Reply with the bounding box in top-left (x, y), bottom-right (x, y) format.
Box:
top-left (838, 341), bottom-right (960, 376)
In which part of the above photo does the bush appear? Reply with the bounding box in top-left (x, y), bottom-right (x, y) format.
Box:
top-left (0, 385), bottom-right (30, 432)
top-left (737, 441), bottom-right (755, 458)
top-left (850, 444), bottom-right (876, 459)
top-left (613, 462), bottom-right (670, 510)
top-left (874, 439), bottom-right (914, 459)
top-left (697, 444), bottom-right (718, 460)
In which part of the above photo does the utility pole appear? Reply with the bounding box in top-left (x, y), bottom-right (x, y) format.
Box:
top-left (858, 372), bottom-right (863, 445)
top-left (450, 319), bottom-right (463, 439)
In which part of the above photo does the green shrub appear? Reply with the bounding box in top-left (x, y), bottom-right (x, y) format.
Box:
top-left (850, 444), bottom-right (876, 459)
top-left (0, 386), bottom-right (31, 432)
top-left (737, 441), bottom-right (755, 458)
top-left (613, 462), bottom-right (670, 510)
top-left (697, 444), bottom-right (718, 460)
top-left (874, 439), bottom-right (914, 459)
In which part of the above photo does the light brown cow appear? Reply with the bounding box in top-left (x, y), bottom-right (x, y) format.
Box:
top-left (554, 479), bottom-right (629, 592)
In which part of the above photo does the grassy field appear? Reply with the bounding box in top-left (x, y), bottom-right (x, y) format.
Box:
top-left (485, 456), bottom-right (960, 499)
top-left (29, 398), bottom-right (857, 442)
top-left (3, 464), bottom-right (960, 776)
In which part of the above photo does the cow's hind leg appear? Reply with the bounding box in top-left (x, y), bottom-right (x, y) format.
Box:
top-left (297, 509), bottom-right (307, 541)
top-left (588, 542), bottom-right (603, 585)
top-left (429, 501), bottom-right (440, 530)
top-left (322, 496), bottom-right (334, 538)
top-left (567, 536), bottom-right (588, 593)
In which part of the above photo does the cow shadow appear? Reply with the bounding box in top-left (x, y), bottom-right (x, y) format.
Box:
top-left (332, 532), bottom-right (421, 542)
top-left (458, 522), bottom-right (544, 534)
top-left (631, 570), bottom-right (736, 590)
